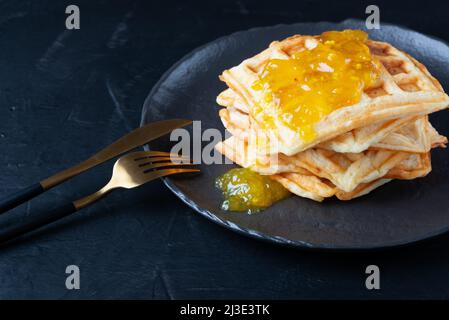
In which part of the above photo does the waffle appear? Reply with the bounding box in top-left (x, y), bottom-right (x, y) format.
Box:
top-left (218, 106), bottom-right (447, 154)
top-left (214, 32), bottom-right (448, 202)
top-left (271, 173), bottom-right (391, 202)
top-left (218, 88), bottom-right (419, 153)
top-left (216, 135), bottom-right (437, 201)
top-left (219, 36), bottom-right (449, 156)
top-left (215, 93), bottom-right (444, 198)
top-left (215, 135), bottom-right (433, 195)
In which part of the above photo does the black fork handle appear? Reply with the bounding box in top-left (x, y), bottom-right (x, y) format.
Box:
top-left (0, 183), bottom-right (44, 214)
top-left (0, 202), bottom-right (77, 244)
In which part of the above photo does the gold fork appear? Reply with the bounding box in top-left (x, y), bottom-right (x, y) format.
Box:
top-left (0, 151), bottom-right (199, 244)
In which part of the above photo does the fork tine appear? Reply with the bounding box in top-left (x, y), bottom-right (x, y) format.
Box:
top-left (146, 156), bottom-right (188, 161)
top-left (134, 152), bottom-right (189, 161)
top-left (135, 151), bottom-right (172, 157)
top-left (137, 156), bottom-right (190, 165)
top-left (142, 161), bottom-right (195, 171)
top-left (132, 151), bottom-right (171, 160)
top-left (145, 168), bottom-right (200, 181)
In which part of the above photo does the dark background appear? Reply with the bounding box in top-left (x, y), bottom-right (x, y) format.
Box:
top-left (1, 0), bottom-right (449, 299)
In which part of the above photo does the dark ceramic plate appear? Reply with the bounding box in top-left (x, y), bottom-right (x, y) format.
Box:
top-left (141, 19), bottom-right (449, 250)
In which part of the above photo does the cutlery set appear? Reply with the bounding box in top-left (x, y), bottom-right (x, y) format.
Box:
top-left (0, 119), bottom-right (197, 244)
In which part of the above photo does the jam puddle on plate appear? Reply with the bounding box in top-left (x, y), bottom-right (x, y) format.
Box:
top-left (215, 168), bottom-right (290, 213)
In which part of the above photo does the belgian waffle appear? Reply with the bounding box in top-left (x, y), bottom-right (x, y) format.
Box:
top-left (218, 106), bottom-right (446, 154)
top-left (219, 36), bottom-right (449, 156)
top-left (214, 32), bottom-right (448, 202)
top-left (215, 135), bottom-right (433, 197)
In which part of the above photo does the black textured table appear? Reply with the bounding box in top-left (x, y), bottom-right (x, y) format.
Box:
top-left (1, 0), bottom-right (449, 299)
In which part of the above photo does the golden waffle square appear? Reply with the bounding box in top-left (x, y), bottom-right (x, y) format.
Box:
top-left (271, 172), bottom-right (392, 202)
top-left (215, 135), bottom-right (426, 193)
top-left (215, 136), bottom-right (433, 201)
top-left (218, 106), bottom-right (447, 154)
top-left (219, 36), bottom-right (449, 156)
top-left (217, 88), bottom-right (418, 153)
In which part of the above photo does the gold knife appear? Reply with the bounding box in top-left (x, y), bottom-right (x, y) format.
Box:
top-left (0, 119), bottom-right (191, 214)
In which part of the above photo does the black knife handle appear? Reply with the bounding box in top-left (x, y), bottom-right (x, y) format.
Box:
top-left (0, 202), bottom-right (77, 244)
top-left (0, 183), bottom-right (44, 214)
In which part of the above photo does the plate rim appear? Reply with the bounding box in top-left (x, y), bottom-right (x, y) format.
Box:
top-left (140, 19), bottom-right (449, 251)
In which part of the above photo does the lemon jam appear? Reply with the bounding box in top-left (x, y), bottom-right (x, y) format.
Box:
top-left (252, 29), bottom-right (381, 141)
top-left (215, 168), bottom-right (290, 213)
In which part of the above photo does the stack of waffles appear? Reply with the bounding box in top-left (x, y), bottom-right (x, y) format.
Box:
top-left (215, 35), bottom-right (449, 201)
